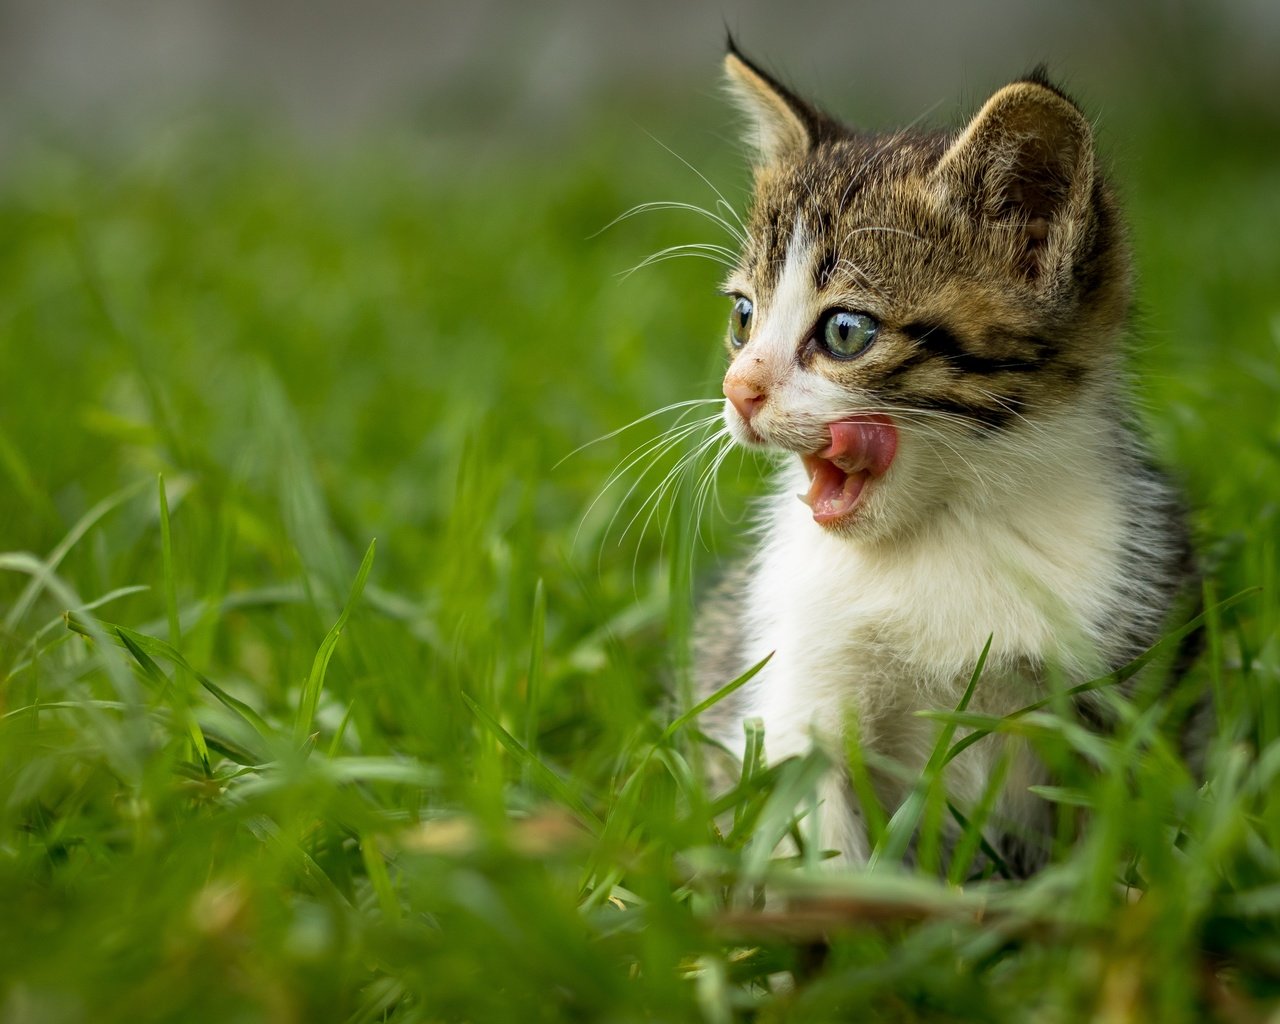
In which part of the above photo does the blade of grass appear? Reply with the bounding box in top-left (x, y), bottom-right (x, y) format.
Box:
top-left (651, 745), bottom-right (700, 807)
top-left (734, 717), bottom-right (766, 834)
top-left (256, 365), bottom-right (351, 604)
top-left (523, 578), bottom-right (546, 759)
top-left (4, 477), bottom-right (149, 631)
top-left (294, 538), bottom-right (376, 746)
top-left (66, 613), bottom-right (272, 741)
top-left (360, 834), bottom-right (402, 923)
top-left (661, 652), bottom-right (772, 742)
top-left (116, 627), bottom-right (210, 768)
top-left (946, 743), bottom-right (1014, 884)
top-left (155, 472), bottom-right (212, 770)
top-left (4, 553), bottom-right (138, 704)
top-left (844, 705), bottom-right (888, 854)
top-left (319, 757), bottom-right (442, 787)
top-left (4, 699), bottom-right (131, 718)
top-left (740, 748), bottom-right (831, 882)
top-left (460, 690), bottom-right (603, 832)
top-left (157, 474), bottom-right (181, 650)
top-left (327, 700), bottom-right (358, 758)
top-left (6, 585), bottom-right (150, 678)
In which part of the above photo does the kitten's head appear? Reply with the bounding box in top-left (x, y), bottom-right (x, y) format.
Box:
top-left (718, 44), bottom-right (1130, 541)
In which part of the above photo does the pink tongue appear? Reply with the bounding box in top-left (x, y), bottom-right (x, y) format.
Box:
top-left (801, 416), bottom-right (898, 524)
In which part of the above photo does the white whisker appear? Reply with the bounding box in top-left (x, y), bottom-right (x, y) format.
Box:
top-left (639, 128), bottom-right (748, 236)
top-left (620, 244), bottom-right (737, 279)
top-left (620, 423), bottom-right (729, 547)
top-left (574, 413), bottom-right (724, 552)
top-left (589, 200), bottom-right (747, 247)
top-left (596, 416), bottom-right (722, 508)
top-left (692, 432), bottom-right (737, 548)
top-left (553, 399), bottom-right (723, 470)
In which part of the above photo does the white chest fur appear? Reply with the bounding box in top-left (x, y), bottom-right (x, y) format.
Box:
top-left (736, 433), bottom-right (1128, 768)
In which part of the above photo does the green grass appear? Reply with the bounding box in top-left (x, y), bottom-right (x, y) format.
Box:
top-left (2, 70), bottom-right (1279, 1022)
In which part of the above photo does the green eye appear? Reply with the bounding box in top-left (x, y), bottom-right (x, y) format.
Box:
top-left (729, 296), bottom-right (753, 349)
top-left (820, 310), bottom-right (878, 360)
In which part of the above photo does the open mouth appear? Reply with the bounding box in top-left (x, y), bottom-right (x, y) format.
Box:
top-left (799, 415), bottom-right (898, 525)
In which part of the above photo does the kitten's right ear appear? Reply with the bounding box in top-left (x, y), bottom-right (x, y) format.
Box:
top-left (723, 40), bottom-right (828, 165)
top-left (932, 77), bottom-right (1096, 283)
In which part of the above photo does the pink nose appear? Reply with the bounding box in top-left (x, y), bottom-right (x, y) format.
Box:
top-left (724, 379), bottom-right (765, 422)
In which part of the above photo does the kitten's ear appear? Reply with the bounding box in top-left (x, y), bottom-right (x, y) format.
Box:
top-left (933, 76), bottom-right (1095, 281)
top-left (723, 43), bottom-right (829, 165)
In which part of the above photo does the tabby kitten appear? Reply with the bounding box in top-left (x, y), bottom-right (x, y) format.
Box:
top-left (696, 44), bottom-right (1197, 875)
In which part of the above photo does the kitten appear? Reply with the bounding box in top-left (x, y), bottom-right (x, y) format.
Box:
top-left (695, 43), bottom-right (1198, 876)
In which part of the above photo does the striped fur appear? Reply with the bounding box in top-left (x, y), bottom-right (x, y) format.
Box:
top-left (696, 46), bottom-right (1198, 875)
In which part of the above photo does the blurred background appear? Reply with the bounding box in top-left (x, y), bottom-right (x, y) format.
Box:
top-left (2, 0), bottom-right (1278, 145)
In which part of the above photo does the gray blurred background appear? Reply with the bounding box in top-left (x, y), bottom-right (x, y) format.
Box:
top-left (2, 0), bottom-right (1278, 148)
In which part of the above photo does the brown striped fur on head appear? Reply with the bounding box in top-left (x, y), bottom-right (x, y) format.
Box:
top-left (720, 46), bottom-right (1129, 441)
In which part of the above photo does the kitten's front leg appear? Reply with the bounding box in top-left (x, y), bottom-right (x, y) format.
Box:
top-left (699, 564), bottom-right (875, 865)
top-left (743, 664), bottom-right (873, 866)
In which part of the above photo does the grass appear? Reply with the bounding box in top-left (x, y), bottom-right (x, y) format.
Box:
top-left (1, 65), bottom-right (1279, 1021)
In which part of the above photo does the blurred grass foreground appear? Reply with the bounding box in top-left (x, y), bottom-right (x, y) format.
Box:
top-left (3, 44), bottom-right (1280, 1024)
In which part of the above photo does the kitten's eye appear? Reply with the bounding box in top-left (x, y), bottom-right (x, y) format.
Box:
top-left (729, 297), bottom-right (753, 349)
top-left (819, 310), bottom-right (878, 360)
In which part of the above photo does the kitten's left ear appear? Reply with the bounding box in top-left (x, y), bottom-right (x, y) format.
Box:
top-left (723, 41), bottom-right (834, 165)
top-left (933, 76), bottom-right (1096, 281)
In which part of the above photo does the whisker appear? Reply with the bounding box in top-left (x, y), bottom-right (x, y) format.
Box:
top-left (692, 432), bottom-right (737, 548)
top-left (966, 386), bottom-right (1051, 437)
top-left (674, 428), bottom-right (732, 542)
top-left (575, 414), bottom-right (723, 550)
top-left (595, 415), bottom-right (723, 507)
top-left (639, 127), bottom-right (749, 236)
top-left (852, 402), bottom-right (1009, 434)
top-left (891, 415), bottom-right (982, 478)
top-left (620, 244), bottom-right (737, 279)
top-left (614, 424), bottom-right (726, 584)
top-left (588, 200), bottom-right (747, 247)
top-left (681, 428), bottom-right (735, 532)
top-left (553, 398), bottom-right (723, 470)
top-left (831, 258), bottom-right (894, 303)
top-left (593, 413), bottom-right (721, 516)
top-left (716, 200), bottom-right (749, 243)
top-left (620, 424), bottom-right (729, 547)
